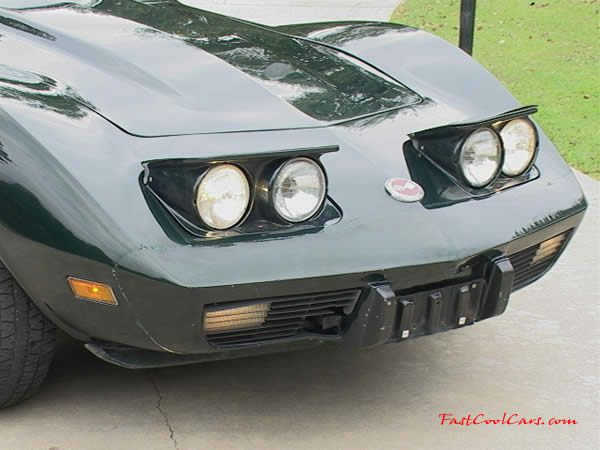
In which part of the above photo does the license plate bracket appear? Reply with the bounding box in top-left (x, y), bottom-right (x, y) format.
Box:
top-left (396, 279), bottom-right (485, 339)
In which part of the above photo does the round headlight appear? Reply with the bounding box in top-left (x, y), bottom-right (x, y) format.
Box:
top-left (196, 164), bottom-right (250, 230)
top-left (272, 157), bottom-right (326, 223)
top-left (459, 128), bottom-right (502, 188)
top-left (500, 119), bottom-right (537, 176)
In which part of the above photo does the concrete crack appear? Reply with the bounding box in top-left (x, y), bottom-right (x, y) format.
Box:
top-left (149, 372), bottom-right (178, 450)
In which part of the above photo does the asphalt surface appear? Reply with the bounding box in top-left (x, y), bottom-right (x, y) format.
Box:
top-left (2, 2), bottom-right (599, 449)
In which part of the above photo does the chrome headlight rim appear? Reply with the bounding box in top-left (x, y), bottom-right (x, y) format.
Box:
top-left (458, 127), bottom-right (503, 189)
top-left (500, 118), bottom-right (539, 177)
top-left (195, 163), bottom-right (252, 231)
top-left (269, 157), bottom-right (328, 223)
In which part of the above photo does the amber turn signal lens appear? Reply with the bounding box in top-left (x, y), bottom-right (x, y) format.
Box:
top-left (68, 277), bottom-right (118, 305)
top-left (204, 303), bottom-right (270, 334)
top-left (532, 234), bottom-right (566, 264)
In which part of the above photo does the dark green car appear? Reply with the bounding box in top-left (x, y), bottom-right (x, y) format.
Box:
top-left (0, 0), bottom-right (586, 408)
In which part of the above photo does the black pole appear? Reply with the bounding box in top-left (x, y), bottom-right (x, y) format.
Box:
top-left (459, 0), bottom-right (476, 55)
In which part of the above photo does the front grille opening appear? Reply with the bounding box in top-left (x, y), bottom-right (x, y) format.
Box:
top-left (204, 289), bottom-right (361, 348)
top-left (509, 229), bottom-right (573, 291)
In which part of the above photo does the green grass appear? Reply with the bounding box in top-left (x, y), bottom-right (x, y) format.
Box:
top-left (391, 0), bottom-right (600, 179)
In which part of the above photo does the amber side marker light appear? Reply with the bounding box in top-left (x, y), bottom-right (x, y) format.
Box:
top-left (68, 277), bottom-right (118, 305)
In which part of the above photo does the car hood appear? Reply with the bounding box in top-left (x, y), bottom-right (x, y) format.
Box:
top-left (0, 0), bottom-right (421, 136)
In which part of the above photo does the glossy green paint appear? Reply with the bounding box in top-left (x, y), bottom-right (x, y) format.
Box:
top-left (0, 1), bottom-right (586, 355)
top-left (0, 0), bottom-right (420, 135)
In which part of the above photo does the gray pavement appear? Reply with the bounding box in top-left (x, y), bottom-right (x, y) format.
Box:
top-left (2, 2), bottom-right (599, 450)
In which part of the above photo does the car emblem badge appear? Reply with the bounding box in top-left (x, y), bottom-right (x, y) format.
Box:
top-left (384, 178), bottom-right (425, 202)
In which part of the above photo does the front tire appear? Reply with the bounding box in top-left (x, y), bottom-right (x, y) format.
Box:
top-left (0, 262), bottom-right (56, 408)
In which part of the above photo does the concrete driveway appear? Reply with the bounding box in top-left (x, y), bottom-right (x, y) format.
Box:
top-left (2, 2), bottom-right (598, 449)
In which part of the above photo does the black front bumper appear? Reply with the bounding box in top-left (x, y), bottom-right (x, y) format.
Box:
top-left (83, 220), bottom-right (578, 369)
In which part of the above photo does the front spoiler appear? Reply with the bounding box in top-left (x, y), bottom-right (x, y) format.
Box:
top-left (85, 339), bottom-right (326, 370)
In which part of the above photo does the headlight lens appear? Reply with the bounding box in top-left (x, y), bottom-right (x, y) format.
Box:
top-left (459, 128), bottom-right (502, 188)
top-left (272, 157), bottom-right (326, 222)
top-left (196, 164), bottom-right (250, 230)
top-left (500, 119), bottom-right (537, 176)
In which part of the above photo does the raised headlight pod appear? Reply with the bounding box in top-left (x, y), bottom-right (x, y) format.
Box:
top-left (196, 164), bottom-right (250, 230)
top-left (459, 128), bottom-right (502, 188)
top-left (272, 157), bottom-right (327, 223)
top-left (500, 119), bottom-right (537, 176)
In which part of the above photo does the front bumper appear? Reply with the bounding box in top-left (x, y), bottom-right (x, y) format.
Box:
top-left (100, 211), bottom-right (580, 360)
top-left (80, 219), bottom-right (578, 369)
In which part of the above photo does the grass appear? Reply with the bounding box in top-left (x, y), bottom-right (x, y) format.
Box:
top-left (391, 0), bottom-right (600, 179)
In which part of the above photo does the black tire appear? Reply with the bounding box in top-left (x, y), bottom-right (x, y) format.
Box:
top-left (0, 262), bottom-right (56, 408)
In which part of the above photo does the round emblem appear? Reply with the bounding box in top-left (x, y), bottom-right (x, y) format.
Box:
top-left (384, 178), bottom-right (424, 202)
